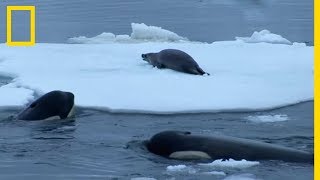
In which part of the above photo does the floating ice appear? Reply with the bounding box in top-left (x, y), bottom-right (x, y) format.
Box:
top-left (246, 114), bottom-right (289, 122)
top-left (166, 164), bottom-right (196, 174)
top-left (131, 178), bottom-right (157, 180)
top-left (131, 23), bottom-right (188, 42)
top-left (68, 23), bottom-right (188, 44)
top-left (236, 30), bottom-right (292, 45)
top-left (202, 171), bottom-right (226, 176)
top-left (166, 165), bottom-right (187, 171)
top-left (68, 33), bottom-right (131, 44)
top-left (199, 159), bottom-right (259, 169)
top-left (223, 173), bottom-right (259, 180)
top-left (0, 26), bottom-right (313, 113)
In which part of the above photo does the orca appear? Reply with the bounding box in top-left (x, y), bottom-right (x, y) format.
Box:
top-left (146, 131), bottom-right (313, 163)
top-left (17, 90), bottom-right (75, 121)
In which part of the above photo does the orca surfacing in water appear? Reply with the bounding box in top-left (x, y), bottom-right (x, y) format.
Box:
top-left (17, 90), bottom-right (75, 121)
top-left (146, 131), bottom-right (313, 163)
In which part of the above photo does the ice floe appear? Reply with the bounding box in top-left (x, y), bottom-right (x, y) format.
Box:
top-left (236, 30), bottom-right (292, 45)
top-left (0, 24), bottom-right (313, 113)
top-left (246, 114), bottom-right (289, 122)
top-left (199, 159), bottom-right (259, 169)
top-left (68, 23), bottom-right (188, 44)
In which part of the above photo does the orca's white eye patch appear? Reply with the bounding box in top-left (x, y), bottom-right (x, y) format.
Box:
top-left (169, 151), bottom-right (211, 160)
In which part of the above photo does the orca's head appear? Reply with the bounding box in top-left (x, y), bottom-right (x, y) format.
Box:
top-left (146, 131), bottom-right (191, 157)
top-left (17, 90), bottom-right (75, 121)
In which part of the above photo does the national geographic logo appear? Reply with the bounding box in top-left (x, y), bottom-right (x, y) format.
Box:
top-left (6, 6), bottom-right (35, 46)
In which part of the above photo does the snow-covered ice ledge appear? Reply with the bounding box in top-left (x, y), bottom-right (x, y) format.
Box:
top-left (0, 40), bottom-right (313, 113)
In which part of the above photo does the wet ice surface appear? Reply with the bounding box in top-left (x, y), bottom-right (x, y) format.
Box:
top-left (0, 29), bottom-right (313, 110)
top-left (0, 101), bottom-right (313, 180)
top-left (0, 76), bottom-right (11, 87)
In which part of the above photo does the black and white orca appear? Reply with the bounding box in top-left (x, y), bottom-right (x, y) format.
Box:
top-left (146, 131), bottom-right (313, 163)
top-left (17, 90), bottom-right (75, 121)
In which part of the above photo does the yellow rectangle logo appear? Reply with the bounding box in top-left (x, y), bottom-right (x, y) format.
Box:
top-left (6, 6), bottom-right (36, 46)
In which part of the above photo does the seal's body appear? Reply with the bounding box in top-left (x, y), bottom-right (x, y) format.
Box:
top-left (17, 90), bottom-right (75, 121)
top-left (146, 131), bottom-right (313, 163)
top-left (142, 49), bottom-right (209, 75)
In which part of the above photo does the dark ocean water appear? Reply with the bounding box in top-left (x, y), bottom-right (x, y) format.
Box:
top-left (0, 0), bottom-right (314, 179)
top-left (0, 0), bottom-right (314, 45)
top-left (0, 100), bottom-right (314, 180)
top-left (0, 74), bottom-right (315, 180)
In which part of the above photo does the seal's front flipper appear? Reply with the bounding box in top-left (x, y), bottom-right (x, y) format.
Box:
top-left (196, 67), bottom-right (210, 76)
top-left (151, 61), bottom-right (165, 69)
top-left (156, 64), bottom-right (165, 69)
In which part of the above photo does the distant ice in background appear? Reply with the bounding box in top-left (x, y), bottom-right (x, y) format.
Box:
top-left (246, 114), bottom-right (289, 123)
top-left (68, 23), bottom-right (189, 44)
top-left (236, 30), bottom-right (292, 45)
top-left (131, 23), bottom-right (188, 42)
top-left (68, 24), bottom-right (292, 45)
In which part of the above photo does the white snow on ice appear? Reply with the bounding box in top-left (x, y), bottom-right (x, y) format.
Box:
top-left (166, 164), bottom-right (228, 176)
top-left (166, 164), bottom-right (196, 174)
top-left (0, 23), bottom-right (313, 113)
top-left (223, 173), bottom-right (259, 180)
top-left (166, 160), bottom-right (258, 176)
top-left (166, 165), bottom-right (187, 171)
top-left (236, 30), bottom-right (292, 45)
top-left (68, 23), bottom-right (189, 44)
top-left (131, 178), bottom-right (157, 180)
top-left (246, 114), bottom-right (289, 122)
top-left (199, 159), bottom-right (259, 169)
top-left (202, 171), bottom-right (226, 176)
top-left (0, 84), bottom-right (34, 106)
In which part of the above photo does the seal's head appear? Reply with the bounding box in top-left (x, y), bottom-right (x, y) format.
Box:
top-left (141, 53), bottom-right (148, 61)
top-left (141, 53), bottom-right (157, 63)
top-left (17, 90), bottom-right (75, 121)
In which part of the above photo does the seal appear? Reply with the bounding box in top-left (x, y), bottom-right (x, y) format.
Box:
top-left (141, 49), bottom-right (210, 75)
top-left (146, 131), bottom-right (313, 163)
top-left (17, 90), bottom-right (75, 121)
